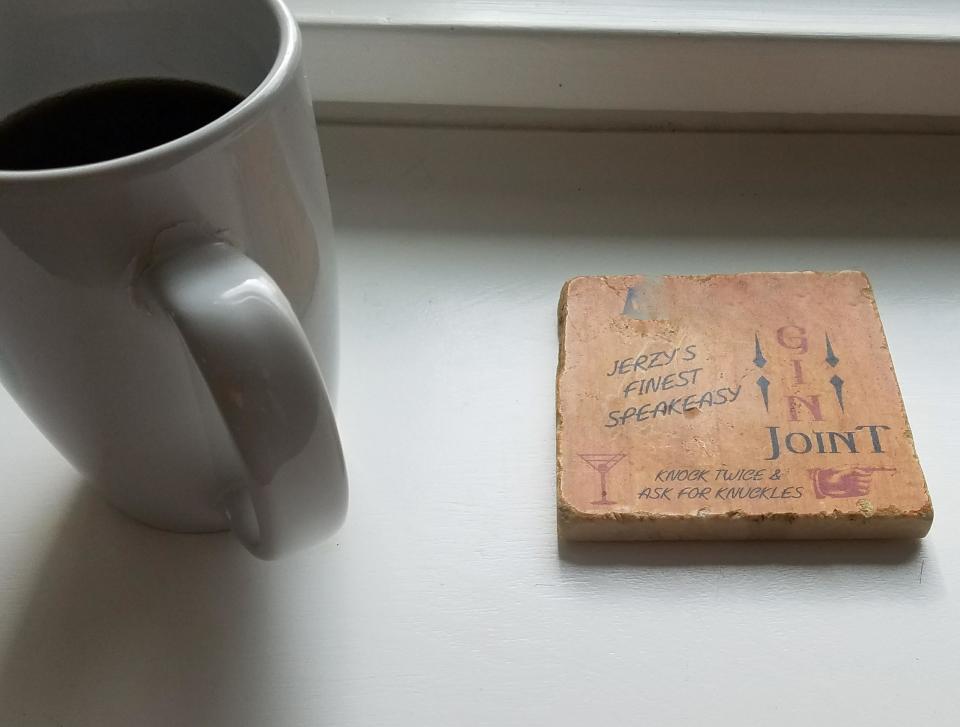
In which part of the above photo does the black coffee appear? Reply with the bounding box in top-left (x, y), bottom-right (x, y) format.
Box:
top-left (0, 78), bottom-right (243, 171)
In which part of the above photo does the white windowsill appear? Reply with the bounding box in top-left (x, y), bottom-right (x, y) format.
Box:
top-left (3, 121), bottom-right (957, 727)
top-left (290, 0), bottom-right (960, 38)
top-left (292, 1), bottom-right (960, 129)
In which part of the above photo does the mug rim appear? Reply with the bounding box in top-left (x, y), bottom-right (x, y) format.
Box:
top-left (0, 0), bottom-right (300, 183)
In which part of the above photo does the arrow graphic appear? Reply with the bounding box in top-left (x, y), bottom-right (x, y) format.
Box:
top-left (753, 333), bottom-right (767, 368)
top-left (757, 375), bottom-right (770, 411)
top-left (825, 334), bottom-right (839, 367)
top-left (830, 374), bottom-right (845, 411)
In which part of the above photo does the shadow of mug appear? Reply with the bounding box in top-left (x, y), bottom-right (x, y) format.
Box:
top-left (0, 483), bottom-right (310, 726)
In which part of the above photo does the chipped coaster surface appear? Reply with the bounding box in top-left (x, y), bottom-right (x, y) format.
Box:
top-left (556, 271), bottom-right (933, 541)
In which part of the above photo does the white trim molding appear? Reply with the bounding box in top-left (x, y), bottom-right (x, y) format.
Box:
top-left (295, 2), bottom-right (960, 128)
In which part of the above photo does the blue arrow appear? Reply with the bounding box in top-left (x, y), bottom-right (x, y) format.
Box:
top-left (830, 374), bottom-right (845, 411)
top-left (757, 375), bottom-right (770, 411)
top-left (825, 334), bottom-right (839, 367)
top-left (753, 333), bottom-right (767, 368)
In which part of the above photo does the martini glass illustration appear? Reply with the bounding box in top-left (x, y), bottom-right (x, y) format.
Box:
top-left (578, 453), bottom-right (626, 505)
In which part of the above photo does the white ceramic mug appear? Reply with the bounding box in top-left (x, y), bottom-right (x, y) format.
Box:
top-left (0, 0), bottom-right (348, 558)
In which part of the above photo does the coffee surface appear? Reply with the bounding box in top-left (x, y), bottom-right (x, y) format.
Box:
top-left (0, 78), bottom-right (243, 170)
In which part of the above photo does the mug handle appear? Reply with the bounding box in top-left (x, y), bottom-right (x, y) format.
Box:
top-left (143, 242), bottom-right (348, 559)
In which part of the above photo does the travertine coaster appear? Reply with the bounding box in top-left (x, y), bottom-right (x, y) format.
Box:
top-left (556, 271), bottom-right (933, 540)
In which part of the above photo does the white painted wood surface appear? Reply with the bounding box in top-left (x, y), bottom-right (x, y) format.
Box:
top-left (294, 0), bottom-right (960, 120)
top-left (0, 125), bottom-right (958, 725)
top-left (290, 0), bottom-right (960, 36)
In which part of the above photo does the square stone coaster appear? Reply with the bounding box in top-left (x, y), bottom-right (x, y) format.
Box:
top-left (556, 271), bottom-right (933, 540)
